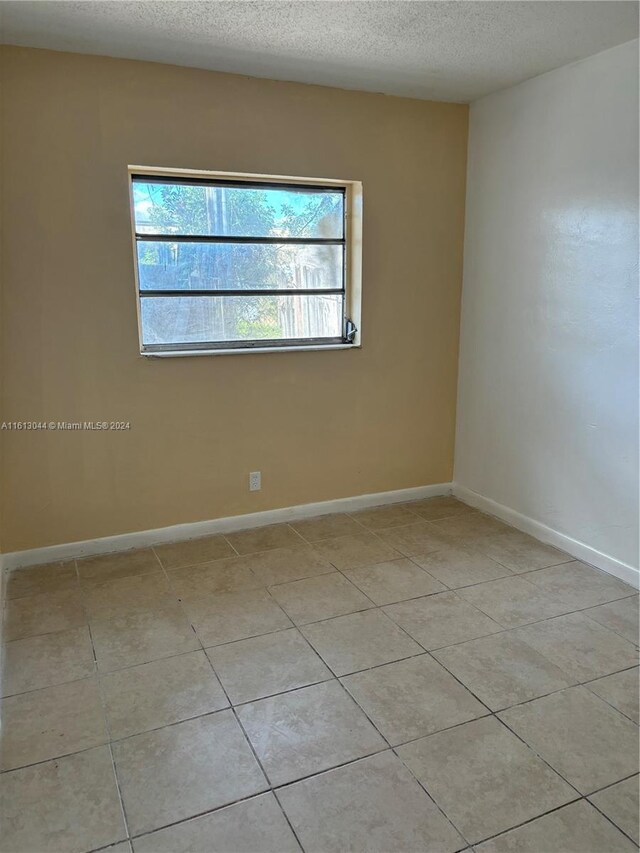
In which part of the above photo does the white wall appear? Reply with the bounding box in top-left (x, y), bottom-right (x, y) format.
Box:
top-left (455, 40), bottom-right (639, 580)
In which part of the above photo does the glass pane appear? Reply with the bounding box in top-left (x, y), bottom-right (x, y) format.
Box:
top-left (137, 241), bottom-right (342, 291)
top-left (140, 294), bottom-right (343, 345)
top-left (133, 181), bottom-right (343, 238)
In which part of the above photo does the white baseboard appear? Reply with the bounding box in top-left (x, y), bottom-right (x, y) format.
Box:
top-left (453, 484), bottom-right (640, 590)
top-left (0, 553), bottom-right (5, 697)
top-left (3, 482), bottom-right (453, 571)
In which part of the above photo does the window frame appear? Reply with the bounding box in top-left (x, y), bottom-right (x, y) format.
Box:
top-left (128, 166), bottom-right (362, 357)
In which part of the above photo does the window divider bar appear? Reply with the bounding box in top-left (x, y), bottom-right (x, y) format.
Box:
top-left (139, 288), bottom-right (345, 298)
top-left (131, 174), bottom-right (346, 194)
top-left (135, 234), bottom-right (344, 245)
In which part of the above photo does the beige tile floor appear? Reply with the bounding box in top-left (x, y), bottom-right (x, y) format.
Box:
top-left (0, 497), bottom-right (638, 853)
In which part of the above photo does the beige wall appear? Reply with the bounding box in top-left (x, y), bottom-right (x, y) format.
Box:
top-left (0, 46), bottom-right (468, 552)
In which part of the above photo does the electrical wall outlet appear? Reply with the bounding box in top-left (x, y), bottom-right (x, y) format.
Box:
top-left (249, 471), bottom-right (261, 491)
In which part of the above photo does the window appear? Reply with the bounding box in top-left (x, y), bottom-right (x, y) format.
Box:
top-left (129, 168), bottom-right (362, 356)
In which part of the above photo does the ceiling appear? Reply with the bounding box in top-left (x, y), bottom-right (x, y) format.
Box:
top-left (1, 1), bottom-right (638, 103)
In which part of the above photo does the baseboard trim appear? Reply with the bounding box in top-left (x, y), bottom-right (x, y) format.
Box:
top-left (453, 484), bottom-right (640, 590)
top-left (3, 482), bottom-right (453, 571)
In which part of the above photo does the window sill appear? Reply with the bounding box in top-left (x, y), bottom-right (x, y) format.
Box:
top-left (141, 343), bottom-right (360, 358)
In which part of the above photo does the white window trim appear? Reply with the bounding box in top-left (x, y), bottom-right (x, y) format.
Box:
top-left (128, 166), bottom-right (363, 357)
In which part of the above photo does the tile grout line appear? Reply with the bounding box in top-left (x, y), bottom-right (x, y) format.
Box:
top-left (418, 645), bottom-right (639, 787)
top-left (74, 559), bottom-right (133, 849)
top-left (3, 574), bottom-right (635, 650)
top-left (581, 669), bottom-right (640, 725)
top-left (118, 787), bottom-right (300, 849)
top-left (126, 556), bottom-right (301, 848)
top-left (4, 646), bottom-right (636, 776)
top-left (119, 748), bottom-right (395, 848)
top-left (269, 789), bottom-right (306, 853)
top-left (382, 591), bottom-right (638, 652)
top-left (266, 560), bottom-right (494, 849)
top-left (1, 706), bottom-right (636, 840)
top-left (78, 766), bottom-right (640, 853)
top-left (360, 596), bottom-right (518, 850)
top-left (220, 534), bottom-right (240, 556)
top-left (152, 529), bottom-right (474, 850)
top-left (586, 777), bottom-right (640, 848)
top-left (4, 520), bottom-right (636, 639)
top-left (585, 770), bottom-right (640, 797)
top-left (388, 744), bottom-right (473, 849)
top-left (493, 710), bottom-right (589, 797)
top-left (2, 583), bottom-right (637, 712)
top-left (462, 795), bottom-right (585, 849)
top-left (451, 585), bottom-right (637, 633)
top-left (2, 572), bottom-right (637, 702)
top-left (323, 647), bottom-right (476, 849)
top-left (177, 589), bottom-right (309, 853)
top-left (345, 596), bottom-right (636, 844)
top-left (7, 720), bottom-right (636, 843)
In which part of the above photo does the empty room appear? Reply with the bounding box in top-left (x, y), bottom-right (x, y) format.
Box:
top-left (0, 2), bottom-right (638, 851)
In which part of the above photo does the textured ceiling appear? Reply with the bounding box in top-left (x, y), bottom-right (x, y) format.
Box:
top-left (1, 1), bottom-right (638, 102)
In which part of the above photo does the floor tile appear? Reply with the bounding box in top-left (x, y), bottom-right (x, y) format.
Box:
top-left (6, 561), bottom-right (78, 600)
top-left (407, 495), bottom-right (474, 522)
top-left (1, 625), bottom-right (95, 696)
top-left (301, 609), bottom-right (422, 675)
top-left (153, 534), bottom-right (235, 569)
top-left (290, 513), bottom-right (364, 542)
top-left (312, 532), bottom-right (401, 570)
top-left (383, 591), bottom-right (501, 650)
top-left (457, 575), bottom-right (573, 628)
top-left (586, 667), bottom-right (639, 722)
top-left (432, 512), bottom-right (512, 542)
top-left (4, 586), bottom-right (86, 641)
top-left (411, 545), bottom-right (513, 589)
top-left (6, 509), bottom-right (635, 853)
top-left (101, 650), bottom-right (228, 739)
top-left (349, 503), bottom-right (420, 530)
top-left (91, 604), bottom-right (200, 672)
top-left (0, 677), bottom-right (107, 771)
top-left (225, 523), bottom-right (304, 555)
top-left (237, 680), bottom-right (385, 786)
top-left (167, 557), bottom-right (262, 606)
top-left (433, 632), bottom-right (573, 711)
top-left (474, 800), bottom-right (636, 853)
top-left (342, 557), bottom-right (445, 605)
top-left (513, 612), bottom-right (639, 682)
top-left (341, 654), bottom-right (487, 744)
top-left (277, 750), bottom-right (463, 853)
top-left (77, 548), bottom-right (160, 583)
top-left (112, 710), bottom-right (267, 835)
top-left (586, 595), bottom-right (639, 645)
top-left (192, 589), bottom-right (292, 646)
top-left (82, 572), bottom-right (176, 621)
top-left (0, 746), bottom-right (126, 853)
top-left (475, 530), bottom-right (570, 573)
top-left (376, 521), bottom-right (450, 557)
top-left (589, 776), bottom-right (639, 844)
top-left (499, 686), bottom-right (639, 794)
top-left (242, 545), bottom-right (334, 586)
top-left (396, 716), bottom-right (575, 844)
top-left (206, 628), bottom-right (331, 704)
top-left (133, 793), bottom-right (300, 853)
top-left (523, 561), bottom-right (635, 609)
top-left (268, 572), bottom-right (372, 624)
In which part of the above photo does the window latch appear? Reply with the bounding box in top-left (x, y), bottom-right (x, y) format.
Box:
top-left (345, 319), bottom-right (357, 343)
